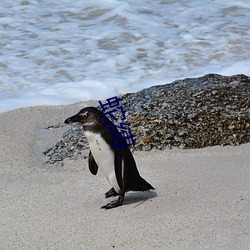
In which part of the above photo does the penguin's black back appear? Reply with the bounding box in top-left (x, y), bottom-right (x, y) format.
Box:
top-left (122, 146), bottom-right (154, 192)
top-left (99, 115), bottom-right (154, 192)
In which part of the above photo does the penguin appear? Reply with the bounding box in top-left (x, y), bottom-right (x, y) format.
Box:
top-left (65, 107), bottom-right (154, 209)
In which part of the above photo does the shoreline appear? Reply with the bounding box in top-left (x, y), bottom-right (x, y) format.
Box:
top-left (0, 103), bottom-right (249, 249)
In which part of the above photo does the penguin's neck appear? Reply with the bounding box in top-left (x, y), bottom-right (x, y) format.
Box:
top-left (82, 123), bottom-right (106, 133)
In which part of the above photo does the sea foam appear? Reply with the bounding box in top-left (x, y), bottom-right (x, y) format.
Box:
top-left (0, 0), bottom-right (249, 112)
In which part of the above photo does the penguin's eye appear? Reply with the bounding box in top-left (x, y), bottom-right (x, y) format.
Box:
top-left (79, 112), bottom-right (88, 119)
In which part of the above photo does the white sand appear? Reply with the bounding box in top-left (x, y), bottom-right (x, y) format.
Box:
top-left (0, 103), bottom-right (249, 249)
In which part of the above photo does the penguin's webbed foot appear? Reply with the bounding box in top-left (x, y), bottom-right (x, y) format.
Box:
top-left (105, 187), bottom-right (118, 198)
top-left (101, 196), bottom-right (124, 209)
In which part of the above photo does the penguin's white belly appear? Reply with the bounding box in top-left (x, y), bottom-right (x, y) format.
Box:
top-left (85, 131), bottom-right (120, 193)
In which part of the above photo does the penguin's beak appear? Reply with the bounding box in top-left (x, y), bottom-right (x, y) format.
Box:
top-left (64, 114), bottom-right (81, 124)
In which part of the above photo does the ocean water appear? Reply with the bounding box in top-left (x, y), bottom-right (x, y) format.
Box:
top-left (0, 0), bottom-right (250, 112)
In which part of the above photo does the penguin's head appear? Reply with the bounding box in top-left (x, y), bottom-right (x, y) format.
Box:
top-left (65, 107), bottom-right (104, 128)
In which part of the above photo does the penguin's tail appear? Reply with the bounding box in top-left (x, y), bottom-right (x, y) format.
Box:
top-left (132, 176), bottom-right (154, 192)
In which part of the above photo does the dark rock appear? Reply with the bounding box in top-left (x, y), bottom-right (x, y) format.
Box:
top-left (43, 74), bottom-right (250, 163)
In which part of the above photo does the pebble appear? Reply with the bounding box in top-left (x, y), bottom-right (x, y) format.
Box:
top-left (43, 74), bottom-right (250, 164)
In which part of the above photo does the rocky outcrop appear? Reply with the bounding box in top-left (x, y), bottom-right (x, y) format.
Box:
top-left (44, 74), bottom-right (250, 163)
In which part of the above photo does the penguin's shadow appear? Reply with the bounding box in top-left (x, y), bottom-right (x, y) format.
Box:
top-left (122, 191), bottom-right (157, 208)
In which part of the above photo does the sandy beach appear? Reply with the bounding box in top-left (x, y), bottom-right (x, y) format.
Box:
top-left (0, 103), bottom-right (249, 249)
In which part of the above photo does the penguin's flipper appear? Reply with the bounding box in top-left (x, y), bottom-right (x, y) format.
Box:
top-left (105, 187), bottom-right (118, 198)
top-left (101, 196), bottom-right (124, 209)
top-left (88, 151), bottom-right (98, 175)
top-left (114, 148), bottom-right (124, 190)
